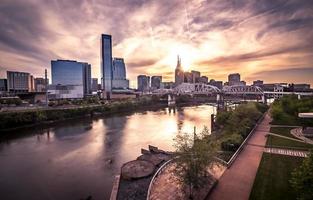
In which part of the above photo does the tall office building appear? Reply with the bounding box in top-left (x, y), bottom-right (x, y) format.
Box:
top-left (92, 78), bottom-right (98, 92)
top-left (175, 56), bottom-right (184, 86)
top-left (112, 58), bottom-right (129, 89)
top-left (198, 76), bottom-right (209, 84)
top-left (151, 76), bottom-right (162, 89)
top-left (101, 34), bottom-right (113, 92)
top-left (184, 72), bottom-right (193, 83)
top-left (191, 70), bottom-right (201, 83)
top-left (0, 79), bottom-right (7, 92)
top-left (228, 73), bottom-right (241, 86)
top-left (7, 71), bottom-right (34, 93)
top-left (137, 75), bottom-right (150, 92)
top-left (51, 60), bottom-right (91, 96)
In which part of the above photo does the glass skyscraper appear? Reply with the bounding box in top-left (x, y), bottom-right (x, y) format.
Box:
top-left (101, 34), bottom-right (113, 92)
top-left (112, 58), bottom-right (129, 89)
top-left (51, 60), bottom-right (91, 95)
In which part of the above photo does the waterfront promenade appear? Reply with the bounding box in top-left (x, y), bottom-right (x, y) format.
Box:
top-left (208, 113), bottom-right (271, 200)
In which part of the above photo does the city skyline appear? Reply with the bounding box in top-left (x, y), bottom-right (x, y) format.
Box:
top-left (0, 0), bottom-right (313, 88)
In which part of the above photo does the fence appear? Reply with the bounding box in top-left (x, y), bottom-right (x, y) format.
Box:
top-left (146, 158), bottom-right (174, 200)
top-left (226, 111), bottom-right (267, 167)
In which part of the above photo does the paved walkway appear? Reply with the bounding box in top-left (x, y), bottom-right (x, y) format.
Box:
top-left (267, 132), bottom-right (307, 143)
top-left (208, 113), bottom-right (271, 200)
top-left (149, 162), bottom-right (226, 200)
top-left (264, 148), bottom-right (308, 157)
top-left (290, 128), bottom-right (313, 144)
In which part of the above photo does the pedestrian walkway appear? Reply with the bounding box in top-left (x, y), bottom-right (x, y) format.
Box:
top-left (148, 162), bottom-right (226, 200)
top-left (208, 113), bottom-right (271, 200)
top-left (290, 128), bottom-right (313, 144)
top-left (264, 148), bottom-right (308, 157)
top-left (267, 132), bottom-right (307, 143)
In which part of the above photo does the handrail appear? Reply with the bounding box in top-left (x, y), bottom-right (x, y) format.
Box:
top-left (146, 158), bottom-right (174, 200)
top-left (226, 111), bottom-right (267, 167)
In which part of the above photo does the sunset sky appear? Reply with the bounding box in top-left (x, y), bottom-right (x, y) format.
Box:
top-left (0, 0), bottom-right (312, 88)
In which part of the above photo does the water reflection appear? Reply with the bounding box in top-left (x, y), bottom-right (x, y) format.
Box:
top-left (0, 104), bottom-right (215, 200)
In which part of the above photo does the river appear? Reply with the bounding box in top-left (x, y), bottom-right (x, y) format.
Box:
top-left (0, 104), bottom-right (216, 200)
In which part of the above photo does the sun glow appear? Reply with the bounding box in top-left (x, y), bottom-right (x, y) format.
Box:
top-left (161, 43), bottom-right (197, 71)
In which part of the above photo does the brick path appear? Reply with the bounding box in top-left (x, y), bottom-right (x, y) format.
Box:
top-left (207, 113), bottom-right (271, 200)
top-left (264, 148), bottom-right (308, 157)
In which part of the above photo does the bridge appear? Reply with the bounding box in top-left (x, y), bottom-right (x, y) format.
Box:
top-left (151, 83), bottom-right (313, 105)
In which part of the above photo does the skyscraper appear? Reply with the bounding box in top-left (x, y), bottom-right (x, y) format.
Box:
top-left (228, 73), bottom-right (241, 86)
top-left (92, 78), bottom-right (98, 92)
top-left (101, 34), bottom-right (113, 92)
top-left (191, 70), bottom-right (201, 83)
top-left (112, 58), bottom-right (129, 89)
top-left (0, 79), bottom-right (7, 92)
top-left (51, 59), bottom-right (91, 96)
top-left (175, 56), bottom-right (184, 86)
top-left (151, 76), bottom-right (162, 89)
top-left (137, 75), bottom-right (150, 92)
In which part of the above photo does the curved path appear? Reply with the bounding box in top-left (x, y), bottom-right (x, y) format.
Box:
top-left (290, 128), bottom-right (313, 144)
top-left (207, 113), bottom-right (271, 200)
top-left (148, 162), bottom-right (225, 200)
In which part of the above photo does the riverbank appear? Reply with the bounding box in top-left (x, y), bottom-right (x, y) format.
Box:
top-left (0, 97), bottom-right (218, 132)
top-left (0, 97), bottom-right (168, 132)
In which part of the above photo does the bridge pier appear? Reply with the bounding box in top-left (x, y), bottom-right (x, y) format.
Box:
top-left (216, 93), bottom-right (225, 110)
top-left (262, 94), bottom-right (267, 104)
top-left (167, 94), bottom-right (176, 106)
top-left (298, 94), bottom-right (301, 100)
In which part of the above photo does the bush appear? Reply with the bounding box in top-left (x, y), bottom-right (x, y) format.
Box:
top-left (216, 102), bottom-right (267, 152)
top-left (290, 151), bottom-right (313, 200)
top-left (271, 95), bottom-right (313, 126)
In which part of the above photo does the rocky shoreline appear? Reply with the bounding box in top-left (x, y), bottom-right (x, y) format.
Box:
top-left (111, 145), bottom-right (173, 200)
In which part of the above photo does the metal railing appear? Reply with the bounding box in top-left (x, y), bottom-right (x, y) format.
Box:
top-left (146, 158), bottom-right (174, 200)
top-left (226, 111), bottom-right (267, 167)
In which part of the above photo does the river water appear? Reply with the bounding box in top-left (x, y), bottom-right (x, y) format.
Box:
top-left (0, 105), bottom-right (215, 200)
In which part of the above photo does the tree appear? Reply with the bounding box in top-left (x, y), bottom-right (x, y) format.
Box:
top-left (290, 151), bottom-right (313, 200)
top-left (173, 127), bottom-right (217, 199)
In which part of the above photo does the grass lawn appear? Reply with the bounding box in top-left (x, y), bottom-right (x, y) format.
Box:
top-left (270, 127), bottom-right (298, 139)
top-left (267, 127), bottom-right (313, 150)
top-left (249, 153), bottom-right (304, 200)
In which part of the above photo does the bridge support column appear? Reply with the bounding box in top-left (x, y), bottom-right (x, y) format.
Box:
top-left (262, 94), bottom-right (267, 104)
top-left (298, 94), bottom-right (301, 100)
top-left (216, 94), bottom-right (220, 102)
top-left (168, 94), bottom-right (176, 106)
top-left (217, 93), bottom-right (224, 110)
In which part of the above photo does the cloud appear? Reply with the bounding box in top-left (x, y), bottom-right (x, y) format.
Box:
top-left (247, 67), bottom-right (313, 85)
top-left (0, 0), bottom-right (312, 87)
top-left (197, 44), bottom-right (313, 65)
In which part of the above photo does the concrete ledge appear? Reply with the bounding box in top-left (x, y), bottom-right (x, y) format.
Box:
top-left (110, 175), bottom-right (120, 200)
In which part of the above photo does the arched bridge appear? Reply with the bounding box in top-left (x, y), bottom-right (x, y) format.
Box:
top-left (152, 83), bottom-right (264, 95)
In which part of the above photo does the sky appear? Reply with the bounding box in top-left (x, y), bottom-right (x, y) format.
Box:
top-left (0, 0), bottom-right (313, 88)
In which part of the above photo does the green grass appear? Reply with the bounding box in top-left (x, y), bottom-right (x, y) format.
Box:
top-left (270, 127), bottom-right (298, 139)
top-left (249, 154), bottom-right (304, 200)
top-left (267, 127), bottom-right (313, 150)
